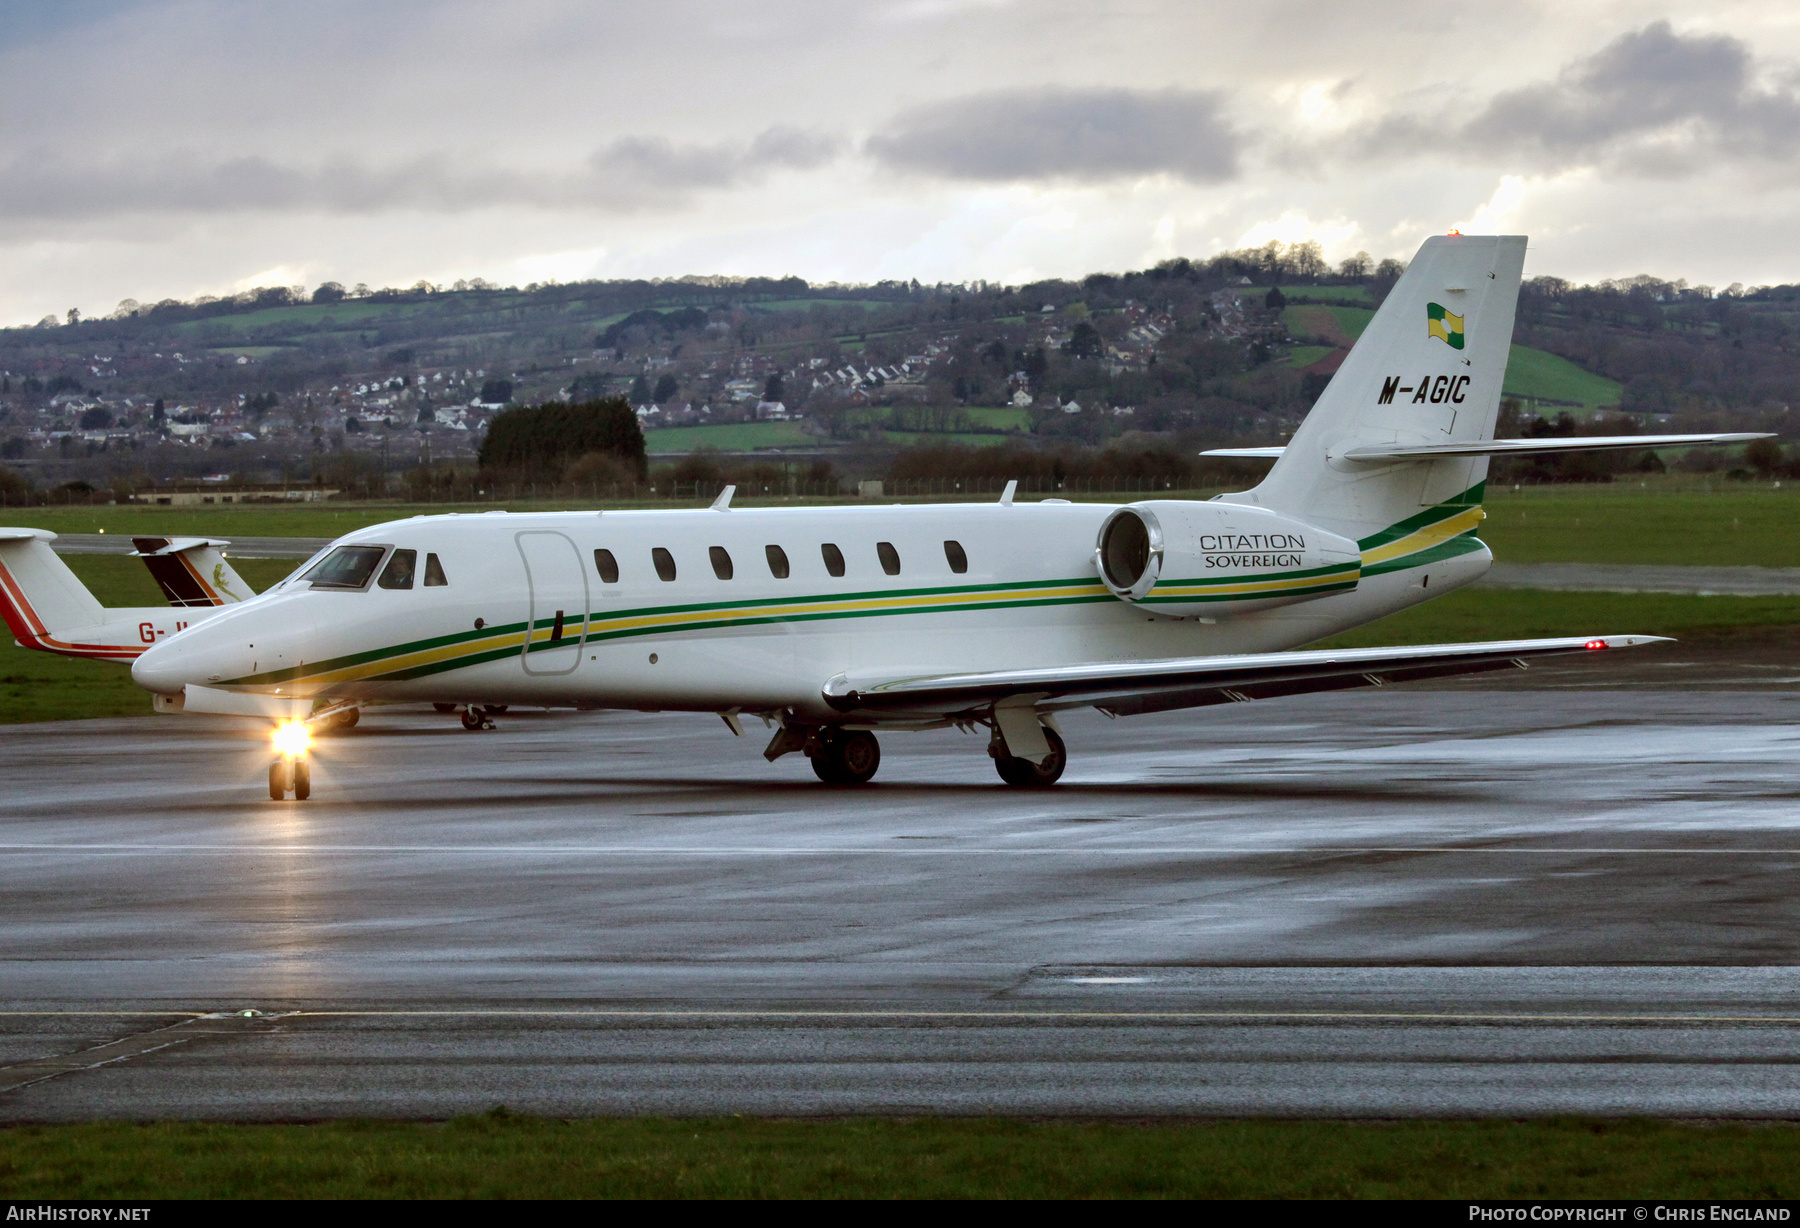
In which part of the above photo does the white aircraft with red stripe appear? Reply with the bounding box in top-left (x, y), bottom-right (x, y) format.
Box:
top-left (0, 531), bottom-right (249, 661)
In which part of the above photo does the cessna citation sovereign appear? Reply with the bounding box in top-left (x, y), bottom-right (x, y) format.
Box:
top-left (0, 235), bottom-right (1769, 798)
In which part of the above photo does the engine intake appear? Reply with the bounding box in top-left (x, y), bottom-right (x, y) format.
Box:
top-left (1095, 501), bottom-right (1361, 615)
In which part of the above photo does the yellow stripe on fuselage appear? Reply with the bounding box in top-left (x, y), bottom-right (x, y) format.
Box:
top-left (1360, 506), bottom-right (1485, 567)
top-left (1150, 567), bottom-right (1357, 600)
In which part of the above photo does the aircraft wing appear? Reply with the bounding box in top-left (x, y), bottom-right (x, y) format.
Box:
top-left (821, 635), bottom-right (1667, 719)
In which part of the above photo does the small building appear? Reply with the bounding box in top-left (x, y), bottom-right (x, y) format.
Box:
top-left (129, 484), bottom-right (342, 506)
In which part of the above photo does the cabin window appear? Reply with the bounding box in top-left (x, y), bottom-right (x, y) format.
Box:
top-left (821, 542), bottom-right (845, 578)
top-left (765, 545), bottom-right (790, 579)
top-left (652, 547), bottom-right (677, 582)
top-left (377, 549), bottom-right (418, 590)
top-left (943, 540), bottom-right (968, 574)
top-left (710, 546), bottom-right (734, 580)
top-left (877, 541), bottom-right (901, 576)
top-left (301, 544), bottom-right (386, 590)
top-left (424, 553), bottom-right (449, 586)
top-left (593, 549), bottom-right (619, 585)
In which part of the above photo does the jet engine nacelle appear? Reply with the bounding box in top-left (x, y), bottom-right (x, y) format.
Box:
top-left (1094, 500), bottom-right (1361, 615)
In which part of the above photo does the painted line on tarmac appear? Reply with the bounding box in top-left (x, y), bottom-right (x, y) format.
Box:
top-left (2, 843), bottom-right (1799, 856)
top-left (2, 1009), bottom-right (1799, 1025)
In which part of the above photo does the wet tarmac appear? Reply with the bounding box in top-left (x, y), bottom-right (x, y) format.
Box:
top-left (4, 663), bottom-right (1800, 1119)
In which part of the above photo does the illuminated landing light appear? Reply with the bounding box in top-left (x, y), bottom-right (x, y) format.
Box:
top-left (272, 721), bottom-right (312, 756)
top-left (1584, 639), bottom-right (1609, 650)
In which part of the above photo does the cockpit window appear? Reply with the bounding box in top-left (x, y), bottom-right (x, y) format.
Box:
top-left (302, 545), bottom-right (387, 590)
top-left (424, 553), bottom-right (449, 587)
top-left (378, 549), bottom-right (417, 590)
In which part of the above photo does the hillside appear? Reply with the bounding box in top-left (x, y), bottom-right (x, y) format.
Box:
top-left (1, 243), bottom-right (1794, 492)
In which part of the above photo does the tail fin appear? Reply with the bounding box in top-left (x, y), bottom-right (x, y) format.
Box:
top-left (129, 537), bottom-right (253, 605)
top-left (0, 529), bottom-right (106, 644)
top-left (1228, 234), bottom-right (1527, 551)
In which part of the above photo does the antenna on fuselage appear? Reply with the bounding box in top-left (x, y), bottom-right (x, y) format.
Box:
top-left (998, 480), bottom-right (1017, 506)
top-left (710, 485), bottom-right (736, 511)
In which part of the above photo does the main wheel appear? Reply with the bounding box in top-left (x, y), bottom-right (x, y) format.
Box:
top-left (433, 703), bottom-right (458, 714)
top-left (812, 728), bottom-right (880, 785)
top-left (995, 727), bottom-right (1066, 787)
top-left (292, 759), bottom-right (311, 801)
top-left (269, 760), bottom-right (288, 800)
top-left (331, 707), bottom-right (360, 729)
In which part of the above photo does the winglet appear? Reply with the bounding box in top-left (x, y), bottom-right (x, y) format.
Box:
top-left (710, 485), bottom-right (736, 511)
top-left (999, 480), bottom-right (1017, 506)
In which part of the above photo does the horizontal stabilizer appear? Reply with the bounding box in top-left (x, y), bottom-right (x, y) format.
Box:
top-left (1203, 433), bottom-right (1774, 464)
top-left (822, 635), bottom-right (1667, 719)
top-left (1337, 432), bottom-right (1772, 462)
top-left (129, 536), bottom-right (252, 606)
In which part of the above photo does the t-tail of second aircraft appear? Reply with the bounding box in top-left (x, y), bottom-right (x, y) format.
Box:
top-left (0, 528), bottom-right (230, 662)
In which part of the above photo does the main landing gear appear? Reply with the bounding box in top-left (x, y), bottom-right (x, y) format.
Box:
top-left (991, 725), bottom-right (1066, 788)
top-left (809, 728), bottom-right (882, 785)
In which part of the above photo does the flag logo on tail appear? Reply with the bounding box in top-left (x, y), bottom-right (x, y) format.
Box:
top-left (1427, 302), bottom-right (1465, 349)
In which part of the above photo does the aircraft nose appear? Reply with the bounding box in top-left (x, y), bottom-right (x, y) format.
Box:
top-left (131, 601), bottom-right (316, 695)
top-left (132, 631), bottom-right (208, 694)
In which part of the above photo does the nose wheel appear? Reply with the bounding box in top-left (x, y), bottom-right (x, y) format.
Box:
top-left (460, 705), bottom-right (497, 731)
top-left (269, 756), bottom-right (311, 801)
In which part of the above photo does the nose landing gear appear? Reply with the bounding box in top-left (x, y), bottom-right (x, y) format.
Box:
top-left (269, 755), bottom-right (311, 801)
top-left (460, 705), bottom-right (498, 731)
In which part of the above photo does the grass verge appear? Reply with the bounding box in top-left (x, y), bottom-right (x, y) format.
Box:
top-left (1315, 588), bottom-right (1800, 649)
top-left (3, 1115), bottom-right (1799, 1199)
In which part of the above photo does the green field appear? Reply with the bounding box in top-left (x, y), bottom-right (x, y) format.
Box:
top-left (5, 1115), bottom-right (1800, 1199)
top-left (844, 405), bottom-right (1029, 433)
top-left (1328, 304), bottom-right (1374, 339)
top-left (642, 421), bottom-right (816, 453)
top-left (1316, 587), bottom-right (1800, 649)
top-left (1481, 485), bottom-right (1800, 566)
top-left (1283, 344), bottom-right (1336, 369)
top-left (1503, 343), bottom-right (1624, 409)
top-left (6, 480), bottom-right (1797, 563)
top-left (1255, 285), bottom-right (1373, 305)
top-left (880, 431), bottom-right (1016, 448)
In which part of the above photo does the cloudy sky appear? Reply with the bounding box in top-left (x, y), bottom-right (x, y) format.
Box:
top-left (6, 0), bottom-right (1800, 324)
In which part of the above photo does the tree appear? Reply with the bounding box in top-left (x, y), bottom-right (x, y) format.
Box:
top-left (478, 396), bottom-right (647, 479)
top-left (1338, 251), bottom-right (1372, 279)
top-left (1371, 258), bottom-right (1407, 304)
top-left (655, 374), bottom-right (680, 404)
top-left (479, 379), bottom-right (513, 405)
top-left (151, 399), bottom-right (165, 424)
top-left (1288, 240), bottom-right (1327, 280)
top-left (78, 407), bottom-right (112, 430)
top-left (1264, 286), bottom-right (1287, 310)
top-left (1064, 321), bottom-right (1104, 359)
top-left (1021, 346), bottom-right (1049, 389)
top-left (762, 373), bottom-right (784, 403)
top-left (628, 374), bottom-right (651, 403)
top-left (1746, 437), bottom-right (1784, 476)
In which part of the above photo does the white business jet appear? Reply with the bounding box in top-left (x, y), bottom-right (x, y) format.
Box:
top-left (8, 235), bottom-right (1769, 798)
